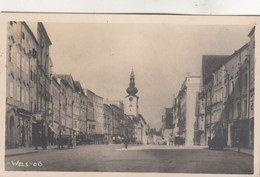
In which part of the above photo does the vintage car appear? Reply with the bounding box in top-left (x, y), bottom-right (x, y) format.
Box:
top-left (208, 136), bottom-right (226, 150)
top-left (57, 135), bottom-right (73, 149)
top-left (174, 136), bottom-right (185, 146)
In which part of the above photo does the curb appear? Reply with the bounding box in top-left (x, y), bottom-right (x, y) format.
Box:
top-left (5, 146), bottom-right (58, 157)
top-left (5, 150), bottom-right (39, 157)
top-left (226, 148), bottom-right (253, 157)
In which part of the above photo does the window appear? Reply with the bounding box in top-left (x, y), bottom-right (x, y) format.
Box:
top-left (230, 81), bottom-right (234, 93)
top-left (244, 74), bottom-right (248, 89)
top-left (30, 101), bottom-right (33, 111)
top-left (244, 100), bottom-right (247, 116)
top-left (92, 125), bottom-right (95, 130)
top-left (17, 87), bottom-right (20, 101)
top-left (21, 88), bottom-right (24, 103)
top-left (238, 77), bottom-right (241, 91)
top-left (224, 85), bottom-right (227, 98)
top-left (22, 32), bottom-right (25, 39)
top-left (26, 91), bottom-right (29, 104)
top-left (9, 45), bottom-right (12, 62)
top-left (251, 99), bottom-right (254, 111)
top-left (231, 103), bottom-right (234, 118)
top-left (237, 102), bottom-right (241, 116)
top-left (89, 124), bottom-right (91, 130)
top-left (30, 66), bottom-right (33, 81)
top-left (32, 48), bottom-right (37, 58)
top-left (9, 82), bottom-right (14, 98)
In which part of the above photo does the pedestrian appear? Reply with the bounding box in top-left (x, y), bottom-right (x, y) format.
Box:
top-left (124, 136), bottom-right (129, 149)
top-left (208, 137), bottom-right (211, 149)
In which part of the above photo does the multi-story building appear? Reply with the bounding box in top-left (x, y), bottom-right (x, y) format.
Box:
top-left (86, 89), bottom-right (96, 143)
top-left (223, 43), bottom-right (250, 148)
top-left (247, 27), bottom-right (255, 148)
top-left (103, 103), bottom-right (113, 143)
top-left (138, 114), bottom-right (148, 144)
top-left (74, 81), bottom-right (87, 134)
top-left (162, 108), bottom-right (174, 145)
top-left (201, 55), bottom-right (228, 146)
top-left (36, 22), bottom-right (52, 148)
top-left (200, 26), bottom-right (255, 148)
top-left (55, 76), bottom-right (67, 136)
top-left (124, 115), bottom-right (135, 142)
top-left (93, 93), bottom-right (105, 144)
top-left (72, 84), bottom-right (80, 135)
top-left (194, 91), bottom-right (205, 145)
top-left (175, 75), bottom-right (200, 146)
top-left (104, 100), bottom-right (126, 141)
top-left (55, 75), bottom-right (75, 137)
top-left (49, 75), bottom-right (61, 143)
top-left (6, 22), bottom-right (38, 148)
top-left (110, 104), bottom-right (121, 137)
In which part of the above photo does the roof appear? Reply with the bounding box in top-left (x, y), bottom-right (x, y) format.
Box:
top-left (74, 81), bottom-right (84, 95)
top-left (51, 75), bottom-right (60, 87)
top-left (139, 114), bottom-right (147, 125)
top-left (38, 22), bottom-right (52, 45)
top-left (248, 26), bottom-right (255, 37)
top-left (222, 43), bottom-right (249, 66)
top-left (202, 55), bottom-right (228, 85)
top-left (21, 22), bottom-right (38, 45)
top-left (87, 89), bottom-right (95, 95)
top-left (56, 74), bottom-right (75, 90)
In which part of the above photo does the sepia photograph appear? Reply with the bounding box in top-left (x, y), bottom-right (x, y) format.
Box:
top-left (1, 14), bottom-right (259, 175)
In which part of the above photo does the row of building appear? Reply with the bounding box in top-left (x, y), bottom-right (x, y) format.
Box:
top-left (5, 21), bottom-right (149, 149)
top-left (162, 26), bottom-right (255, 148)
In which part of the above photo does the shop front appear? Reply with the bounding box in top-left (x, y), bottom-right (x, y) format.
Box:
top-left (231, 119), bottom-right (249, 148)
top-left (6, 108), bottom-right (32, 149)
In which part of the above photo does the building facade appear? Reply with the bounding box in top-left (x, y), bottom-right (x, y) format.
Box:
top-left (199, 27), bottom-right (255, 148)
top-left (162, 108), bottom-right (174, 145)
top-left (6, 22), bottom-right (38, 148)
top-left (86, 89), bottom-right (96, 143)
top-left (93, 94), bottom-right (105, 144)
top-left (175, 76), bottom-right (200, 146)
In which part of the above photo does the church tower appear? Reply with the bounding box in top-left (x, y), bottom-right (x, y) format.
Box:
top-left (124, 67), bottom-right (139, 117)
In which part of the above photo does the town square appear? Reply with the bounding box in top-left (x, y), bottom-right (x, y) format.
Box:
top-left (3, 16), bottom-right (256, 174)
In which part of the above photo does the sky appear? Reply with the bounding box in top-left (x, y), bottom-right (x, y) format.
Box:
top-left (41, 22), bottom-right (252, 129)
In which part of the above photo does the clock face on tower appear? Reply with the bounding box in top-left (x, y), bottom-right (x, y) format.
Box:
top-left (129, 97), bottom-right (133, 101)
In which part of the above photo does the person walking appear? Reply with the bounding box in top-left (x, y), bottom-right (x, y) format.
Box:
top-left (124, 136), bottom-right (129, 149)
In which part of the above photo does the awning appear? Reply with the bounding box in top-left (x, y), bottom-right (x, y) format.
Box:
top-left (49, 123), bottom-right (59, 135)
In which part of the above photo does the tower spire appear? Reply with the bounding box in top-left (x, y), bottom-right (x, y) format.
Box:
top-left (126, 67), bottom-right (138, 96)
top-left (130, 66), bottom-right (134, 77)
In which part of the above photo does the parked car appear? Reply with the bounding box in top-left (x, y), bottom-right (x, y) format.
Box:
top-left (208, 136), bottom-right (225, 150)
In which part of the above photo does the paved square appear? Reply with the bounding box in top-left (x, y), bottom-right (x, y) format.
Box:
top-left (5, 144), bottom-right (253, 174)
